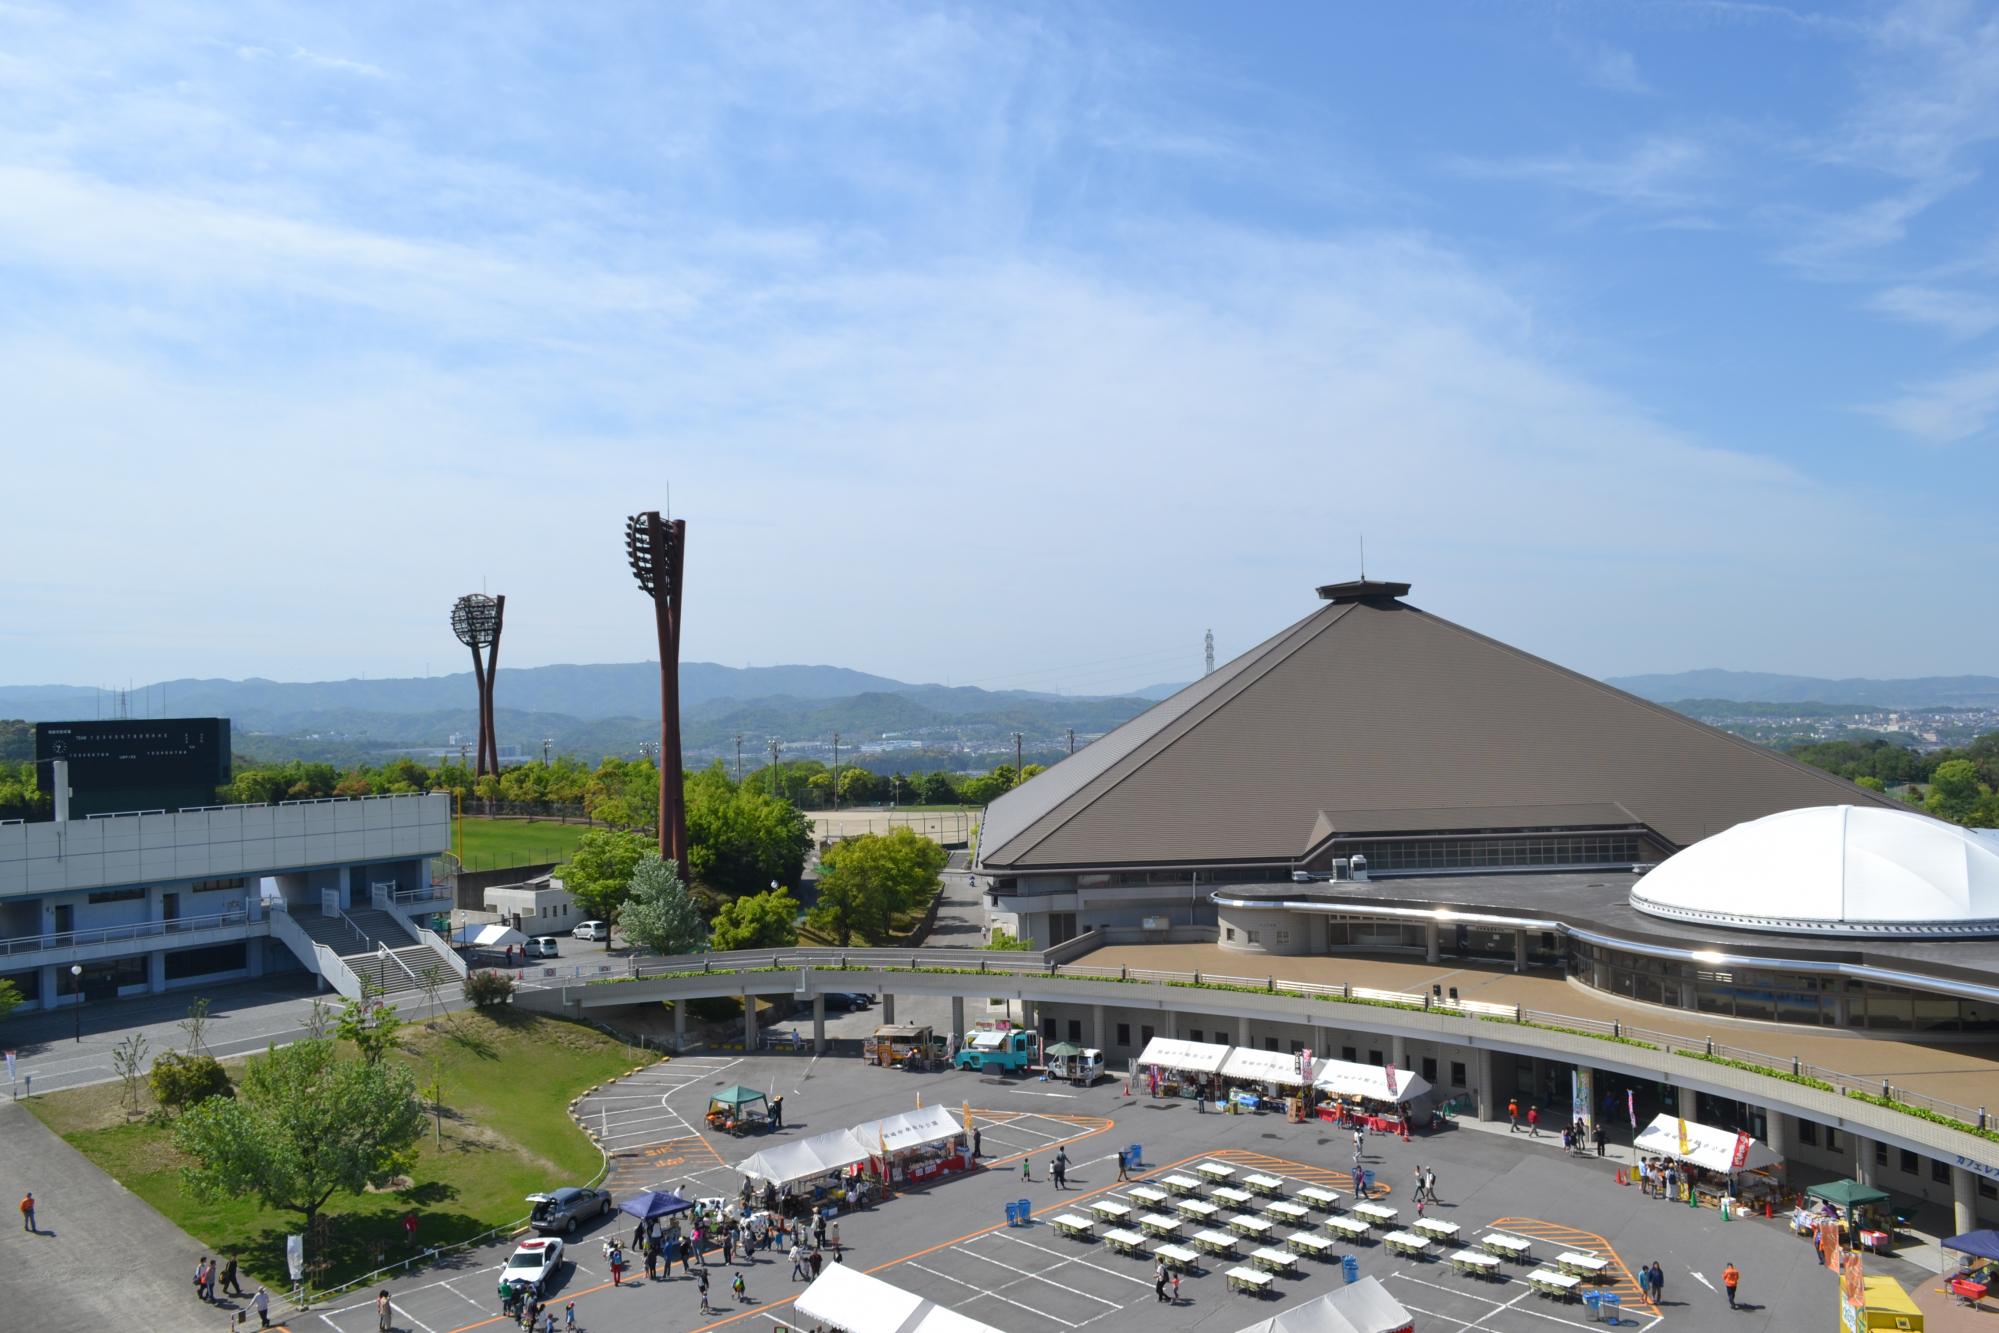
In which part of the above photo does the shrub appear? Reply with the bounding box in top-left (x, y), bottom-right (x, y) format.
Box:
top-left (462, 969), bottom-right (516, 1008)
top-left (147, 1051), bottom-right (231, 1119)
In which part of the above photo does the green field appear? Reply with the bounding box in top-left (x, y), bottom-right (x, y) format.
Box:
top-left (455, 816), bottom-right (594, 872)
top-left (27, 1009), bottom-right (647, 1290)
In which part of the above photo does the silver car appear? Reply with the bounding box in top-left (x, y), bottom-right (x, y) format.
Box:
top-left (527, 1186), bottom-right (612, 1235)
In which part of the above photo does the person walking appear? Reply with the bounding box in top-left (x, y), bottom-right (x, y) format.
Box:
top-left (564, 1301), bottom-right (576, 1331)
top-left (1508, 1098), bottom-right (1520, 1131)
top-left (813, 1212), bottom-right (827, 1251)
top-left (609, 1245), bottom-right (625, 1287)
top-left (722, 1229), bottom-right (735, 1267)
top-left (770, 1096), bottom-right (783, 1130)
top-left (1020, 1157), bottom-right (1032, 1183)
top-left (252, 1287), bottom-right (271, 1329)
top-left (19, 1192), bottom-right (34, 1233)
top-left (1647, 1261), bottom-right (1664, 1304)
top-left (790, 1242), bottom-right (808, 1281)
top-left (203, 1259), bottom-right (217, 1304)
top-left (194, 1256), bottom-right (211, 1303)
top-left (1722, 1261), bottom-right (1740, 1309)
top-left (1116, 1150), bottom-right (1130, 1182)
top-left (1410, 1167), bottom-right (1424, 1202)
top-left (973, 1127), bottom-right (982, 1157)
top-left (1423, 1167), bottom-right (1438, 1204)
top-left (376, 1290), bottom-right (393, 1332)
top-left (809, 1248), bottom-right (823, 1279)
top-left (1171, 1269), bottom-right (1181, 1303)
top-left (697, 1270), bottom-right (713, 1315)
top-left (1154, 1262), bottom-right (1169, 1303)
top-left (732, 1271), bottom-right (748, 1305)
top-left (1526, 1106), bottom-right (1541, 1137)
top-left (1594, 1122), bottom-right (1608, 1157)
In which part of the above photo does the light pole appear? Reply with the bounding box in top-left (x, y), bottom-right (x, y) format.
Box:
top-left (891, 774), bottom-right (900, 809)
top-left (768, 739), bottom-right (781, 800)
top-left (542, 738), bottom-right (553, 767)
top-left (625, 510), bottom-right (689, 883)
top-left (735, 733), bottom-right (743, 785)
top-left (69, 965), bottom-right (82, 1043)
top-left (1013, 732), bottom-right (1023, 788)
top-left (832, 731), bottom-right (840, 812)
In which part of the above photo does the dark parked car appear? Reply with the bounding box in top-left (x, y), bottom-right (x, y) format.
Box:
top-left (821, 992), bottom-right (873, 1012)
top-left (527, 1186), bottom-right (613, 1235)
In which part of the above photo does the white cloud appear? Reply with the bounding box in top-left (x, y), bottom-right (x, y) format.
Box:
top-left (1452, 135), bottom-right (1715, 220)
top-left (1868, 356), bottom-right (1999, 440)
top-left (1564, 37), bottom-right (1653, 95)
top-left (1865, 283), bottom-right (1999, 337)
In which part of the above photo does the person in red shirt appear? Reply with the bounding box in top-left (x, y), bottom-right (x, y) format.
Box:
top-left (20, 1192), bottom-right (34, 1233)
top-left (1527, 1106), bottom-right (1541, 1137)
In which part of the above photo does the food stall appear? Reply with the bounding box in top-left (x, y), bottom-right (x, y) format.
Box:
top-left (852, 1104), bottom-right (972, 1186)
top-left (1217, 1046), bottom-right (1324, 1114)
top-left (1632, 1113), bottom-right (1782, 1208)
top-left (791, 1257), bottom-right (1006, 1333)
top-left (1135, 1036), bottom-right (1232, 1101)
top-left (706, 1085), bottom-right (771, 1136)
top-left (1044, 1043), bottom-right (1105, 1085)
top-left (1313, 1058), bottom-right (1430, 1131)
top-left (1943, 1229), bottom-right (1999, 1308)
top-left (1807, 1179), bottom-right (1895, 1251)
top-left (866, 1023), bottom-right (938, 1069)
top-left (1229, 1275), bottom-right (1415, 1333)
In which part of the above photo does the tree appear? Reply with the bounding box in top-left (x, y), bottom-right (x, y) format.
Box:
top-left (175, 1035), bottom-right (424, 1238)
top-left (462, 969), bottom-right (515, 1007)
top-left (809, 827), bottom-right (949, 946)
top-left (148, 1051), bottom-right (232, 1119)
top-left (617, 853), bottom-right (707, 957)
top-left (984, 928), bottom-right (1035, 951)
top-left (555, 827), bottom-right (654, 925)
top-left (685, 764), bottom-right (813, 899)
top-left (1926, 758), bottom-right (1986, 825)
top-left (0, 977), bottom-right (21, 1024)
top-left (112, 1033), bottom-right (150, 1118)
top-left (180, 996), bottom-right (212, 1056)
top-left (1854, 775), bottom-right (1886, 793)
top-left (334, 994), bottom-right (406, 1065)
top-left (709, 887), bottom-right (801, 952)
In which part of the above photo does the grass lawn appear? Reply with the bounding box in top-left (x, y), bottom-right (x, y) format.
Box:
top-left (455, 816), bottom-right (594, 872)
top-left (27, 1008), bottom-right (649, 1291)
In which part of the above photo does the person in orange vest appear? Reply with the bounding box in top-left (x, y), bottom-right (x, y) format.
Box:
top-left (1721, 1261), bottom-right (1741, 1308)
top-left (1507, 1098), bottom-right (1520, 1132)
top-left (20, 1192), bottom-right (34, 1233)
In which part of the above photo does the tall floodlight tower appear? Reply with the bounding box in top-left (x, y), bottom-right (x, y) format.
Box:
top-left (449, 593), bottom-right (506, 776)
top-left (626, 511), bottom-right (688, 880)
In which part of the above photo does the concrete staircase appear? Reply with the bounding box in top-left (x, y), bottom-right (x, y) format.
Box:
top-left (344, 906), bottom-right (417, 951)
top-left (293, 910), bottom-right (369, 955)
top-left (285, 906), bottom-right (439, 999)
top-left (347, 943), bottom-right (441, 999)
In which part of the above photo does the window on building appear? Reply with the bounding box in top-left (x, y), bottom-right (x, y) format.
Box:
top-left (164, 942), bottom-right (248, 981)
top-left (1932, 1160), bottom-right (1950, 1184)
top-left (1188, 1029), bottom-right (1203, 1044)
top-left (1225, 928), bottom-right (1235, 942)
top-left (1450, 1061), bottom-right (1466, 1087)
top-left (1246, 930), bottom-right (1261, 944)
top-left (1342, 1046), bottom-right (1357, 1063)
top-left (1067, 1019), bottom-right (1082, 1043)
top-left (1042, 1016), bottom-right (1056, 1040)
top-left (191, 877), bottom-right (246, 893)
top-left (1421, 1057), bottom-right (1437, 1083)
top-left (1116, 1023), bottom-right (1130, 1047)
top-left (86, 888), bottom-right (146, 905)
top-left (1826, 1128), bottom-right (1841, 1153)
top-left (1899, 1149), bottom-right (1918, 1176)
top-left (1289, 1040), bottom-right (1304, 1055)
top-left (1369, 1049), bottom-right (1384, 1066)
top-left (1140, 1025), bottom-right (1154, 1047)
top-left (1874, 1141), bottom-right (1888, 1168)
top-left (1274, 930), bottom-right (1290, 946)
top-left (1981, 1179), bottom-right (1997, 1200)
top-left (1264, 1037), bottom-right (1278, 1052)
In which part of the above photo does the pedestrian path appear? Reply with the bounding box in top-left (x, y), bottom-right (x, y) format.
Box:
top-left (1488, 1215), bottom-right (1655, 1314)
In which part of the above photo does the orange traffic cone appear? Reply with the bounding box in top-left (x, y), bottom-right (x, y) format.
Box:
top-left (1764, 1200), bottom-right (1772, 1219)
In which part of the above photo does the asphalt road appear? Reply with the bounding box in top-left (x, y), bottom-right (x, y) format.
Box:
top-left (254, 1049), bottom-right (1919, 1333)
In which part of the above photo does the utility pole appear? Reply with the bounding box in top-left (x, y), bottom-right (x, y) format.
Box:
top-left (542, 738), bottom-right (552, 767)
top-left (1013, 732), bottom-right (1023, 788)
top-left (1067, 728), bottom-right (1075, 757)
top-left (832, 731), bottom-right (840, 811)
top-left (735, 733), bottom-right (744, 785)
top-left (768, 739), bottom-right (781, 800)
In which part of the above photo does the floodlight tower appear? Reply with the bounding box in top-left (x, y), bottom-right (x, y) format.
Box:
top-left (626, 511), bottom-right (688, 881)
top-left (449, 593), bottom-right (506, 776)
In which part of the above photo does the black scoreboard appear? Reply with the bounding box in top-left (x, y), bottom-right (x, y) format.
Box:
top-left (35, 719), bottom-right (232, 817)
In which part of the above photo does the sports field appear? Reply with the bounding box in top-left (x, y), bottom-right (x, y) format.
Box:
top-left (455, 815), bottom-right (594, 871)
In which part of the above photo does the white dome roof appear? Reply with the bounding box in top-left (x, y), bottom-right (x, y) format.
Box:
top-left (1631, 804), bottom-right (1999, 938)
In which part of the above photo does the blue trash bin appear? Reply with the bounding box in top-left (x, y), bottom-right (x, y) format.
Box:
top-left (1582, 1291), bottom-right (1603, 1319)
top-left (1017, 1198), bottom-right (1032, 1224)
top-left (1128, 1143), bottom-right (1143, 1169)
top-left (1340, 1254), bottom-right (1359, 1284)
top-left (1005, 1202), bottom-right (1021, 1227)
top-left (1599, 1292), bottom-right (1621, 1324)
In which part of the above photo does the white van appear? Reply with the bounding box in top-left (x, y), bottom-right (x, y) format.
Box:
top-left (526, 936), bottom-right (559, 959)
top-left (573, 920), bottom-right (610, 942)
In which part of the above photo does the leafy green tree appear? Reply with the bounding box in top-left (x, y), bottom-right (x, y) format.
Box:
top-left (1853, 775), bottom-right (1886, 793)
top-left (555, 827), bottom-right (654, 925)
top-left (617, 852), bottom-right (707, 957)
top-left (917, 771), bottom-right (957, 805)
top-left (1927, 758), bottom-right (1986, 824)
top-left (809, 827), bottom-right (949, 946)
top-left (984, 928), bottom-right (1035, 951)
top-left (462, 969), bottom-right (515, 1007)
top-left (334, 994), bottom-right (406, 1065)
top-left (709, 887), bottom-right (801, 951)
top-left (685, 763), bottom-right (812, 899)
top-left (174, 1035), bottom-right (424, 1238)
top-left (148, 1051), bottom-right (232, 1119)
top-left (0, 977), bottom-right (21, 1023)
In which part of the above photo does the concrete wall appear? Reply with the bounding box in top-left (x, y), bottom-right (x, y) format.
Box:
top-left (1217, 905), bottom-right (1314, 954)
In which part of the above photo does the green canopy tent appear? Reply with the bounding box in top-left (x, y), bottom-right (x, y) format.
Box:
top-left (707, 1085), bottom-right (771, 1134)
top-left (1806, 1179), bottom-right (1892, 1231)
top-left (1044, 1042), bottom-right (1085, 1058)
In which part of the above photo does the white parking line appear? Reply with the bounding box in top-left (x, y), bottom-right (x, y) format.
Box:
top-left (905, 1261), bottom-right (1081, 1328)
top-left (978, 1231), bottom-right (1153, 1286)
top-left (947, 1244), bottom-right (1121, 1307)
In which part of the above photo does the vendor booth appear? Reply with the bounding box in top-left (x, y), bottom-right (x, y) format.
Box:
top-left (1633, 1114), bottom-right (1781, 1210)
top-left (707, 1085), bottom-right (771, 1136)
top-left (1313, 1059), bottom-right (1430, 1131)
top-left (737, 1129), bottom-right (871, 1187)
top-left (1807, 1179), bottom-right (1894, 1248)
top-left (792, 1258), bottom-right (1005, 1333)
top-left (1943, 1229), bottom-right (1999, 1308)
top-left (850, 1104), bottom-right (971, 1185)
top-left (1230, 1276), bottom-right (1415, 1333)
top-left (452, 923), bottom-right (527, 953)
top-left (618, 1189), bottom-right (694, 1221)
top-left (1136, 1036), bottom-right (1231, 1101)
top-left (1218, 1046), bottom-right (1323, 1114)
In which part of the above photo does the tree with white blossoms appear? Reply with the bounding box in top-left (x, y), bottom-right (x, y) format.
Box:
top-left (616, 851), bottom-right (707, 957)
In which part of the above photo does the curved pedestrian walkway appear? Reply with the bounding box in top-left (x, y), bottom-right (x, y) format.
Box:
top-left (0, 1097), bottom-right (258, 1332)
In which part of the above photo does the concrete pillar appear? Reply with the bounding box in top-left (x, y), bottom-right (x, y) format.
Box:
top-left (1475, 1049), bottom-right (1496, 1121)
top-left (1092, 1004), bottom-right (1106, 1052)
top-left (1512, 930), bottom-right (1527, 973)
top-left (1852, 1134), bottom-right (1874, 1187)
top-left (147, 951), bottom-right (166, 994)
top-left (882, 992), bottom-right (895, 1025)
top-left (1237, 1015), bottom-right (1251, 1047)
top-left (1391, 1034), bottom-right (1408, 1070)
top-left (744, 996), bottom-right (758, 1050)
top-left (1955, 1165), bottom-right (1978, 1235)
top-left (1164, 1008), bottom-right (1178, 1039)
top-left (1424, 921), bottom-right (1439, 964)
top-left (813, 994), bottom-right (827, 1054)
top-left (1765, 1111), bottom-right (1789, 1162)
top-left (952, 995), bottom-right (966, 1043)
top-left (37, 964), bottom-right (57, 1012)
top-left (1676, 1083), bottom-right (1701, 1122)
top-left (674, 1001), bottom-right (687, 1049)
top-left (245, 939), bottom-right (265, 979)
top-left (337, 866), bottom-right (353, 910)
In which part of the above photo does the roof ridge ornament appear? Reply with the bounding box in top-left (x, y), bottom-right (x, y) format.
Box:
top-left (1315, 578), bottom-right (1411, 603)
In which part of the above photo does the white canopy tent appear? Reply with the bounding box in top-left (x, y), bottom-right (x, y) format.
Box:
top-left (1219, 1046), bottom-right (1323, 1087)
top-left (1313, 1058), bottom-right (1430, 1104)
top-left (451, 923), bottom-right (527, 949)
top-left (735, 1129), bottom-right (871, 1186)
top-left (849, 1104), bottom-right (965, 1155)
top-left (1231, 1277), bottom-right (1414, 1333)
top-left (1632, 1113), bottom-right (1781, 1174)
top-left (1136, 1036), bottom-right (1231, 1074)
top-left (795, 1259), bottom-right (1006, 1333)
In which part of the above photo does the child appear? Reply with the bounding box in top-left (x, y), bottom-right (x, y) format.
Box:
top-left (698, 1270), bottom-right (712, 1315)
top-left (563, 1302), bottom-right (575, 1331)
top-left (1170, 1270), bottom-right (1181, 1303)
top-left (1021, 1158), bottom-right (1031, 1182)
top-left (733, 1271), bottom-right (749, 1304)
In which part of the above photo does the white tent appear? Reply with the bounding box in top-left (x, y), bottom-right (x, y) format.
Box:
top-left (1232, 1277), bottom-right (1414, 1333)
top-left (451, 923), bottom-right (526, 949)
top-left (1632, 1113), bottom-right (1781, 1174)
top-left (734, 1128), bottom-right (871, 1186)
top-left (849, 1104), bottom-right (964, 1155)
top-left (795, 1260), bottom-right (1006, 1333)
top-left (1313, 1057), bottom-right (1430, 1104)
top-left (1136, 1036), bottom-right (1231, 1074)
top-left (1219, 1046), bottom-right (1323, 1087)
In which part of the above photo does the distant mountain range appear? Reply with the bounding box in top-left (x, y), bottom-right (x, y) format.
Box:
top-left (1606, 669), bottom-right (1999, 709)
top-left (0, 663), bottom-right (1158, 768)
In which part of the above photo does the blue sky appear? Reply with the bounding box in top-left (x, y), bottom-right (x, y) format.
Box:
top-left (2, 1), bottom-right (1996, 694)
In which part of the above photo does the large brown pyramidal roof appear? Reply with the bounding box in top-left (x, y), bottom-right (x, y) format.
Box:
top-left (975, 583), bottom-right (1899, 872)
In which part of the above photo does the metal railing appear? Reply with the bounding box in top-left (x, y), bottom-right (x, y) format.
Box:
top-left (574, 944), bottom-right (1995, 1137)
top-left (0, 907), bottom-right (255, 958)
top-left (413, 924), bottom-right (469, 979)
top-left (267, 907), bottom-right (364, 1000)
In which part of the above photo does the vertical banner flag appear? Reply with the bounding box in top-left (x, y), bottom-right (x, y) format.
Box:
top-left (3, 1051), bottom-right (14, 1084)
top-left (286, 1235), bottom-right (305, 1282)
top-left (1572, 1067), bottom-right (1593, 1134)
top-left (1383, 1059), bottom-right (1399, 1102)
top-left (1300, 1047), bottom-right (1312, 1087)
top-left (1626, 1090), bottom-right (1637, 1131)
top-left (1730, 1131), bottom-right (1755, 1173)
top-left (1676, 1117), bottom-right (1691, 1157)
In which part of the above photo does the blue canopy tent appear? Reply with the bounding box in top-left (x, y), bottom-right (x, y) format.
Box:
top-left (1945, 1230), bottom-right (1999, 1263)
top-left (619, 1189), bottom-right (694, 1220)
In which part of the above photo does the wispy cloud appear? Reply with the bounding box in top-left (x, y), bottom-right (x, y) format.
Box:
top-left (1868, 356), bottom-right (1999, 441)
top-left (1865, 283), bottom-right (1999, 338)
top-left (1452, 135), bottom-right (1715, 222)
top-left (1562, 36), bottom-right (1653, 95)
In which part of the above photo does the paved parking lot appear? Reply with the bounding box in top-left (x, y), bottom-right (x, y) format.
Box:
top-left (273, 1049), bottom-right (1930, 1333)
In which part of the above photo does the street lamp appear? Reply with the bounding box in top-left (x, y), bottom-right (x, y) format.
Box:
top-left (69, 965), bottom-right (82, 1043)
top-left (542, 738), bottom-right (553, 767)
